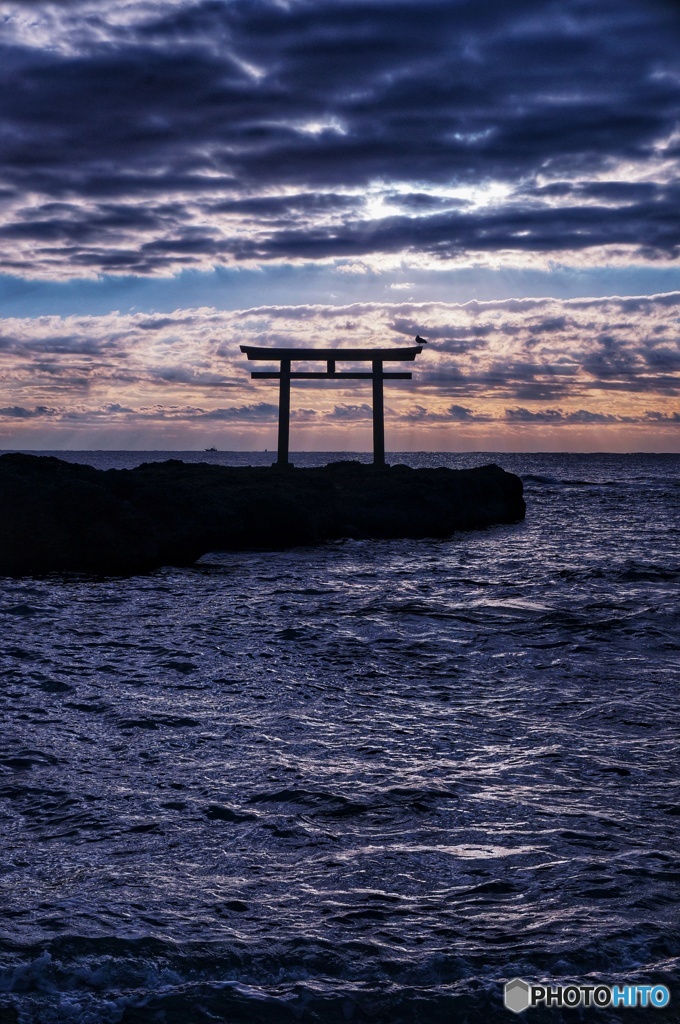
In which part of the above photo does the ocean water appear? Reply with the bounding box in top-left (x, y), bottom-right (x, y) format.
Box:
top-left (1, 451), bottom-right (679, 1024)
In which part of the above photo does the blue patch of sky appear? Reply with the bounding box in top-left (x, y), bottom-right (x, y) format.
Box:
top-left (0, 264), bottom-right (678, 318)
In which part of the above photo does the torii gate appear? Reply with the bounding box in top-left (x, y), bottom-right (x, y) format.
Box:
top-left (240, 343), bottom-right (424, 467)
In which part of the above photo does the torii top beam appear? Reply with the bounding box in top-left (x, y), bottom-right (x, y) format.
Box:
top-left (240, 345), bottom-right (423, 361)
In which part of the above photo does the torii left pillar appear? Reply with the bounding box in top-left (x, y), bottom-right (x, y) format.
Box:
top-left (372, 359), bottom-right (385, 468)
top-left (277, 358), bottom-right (291, 467)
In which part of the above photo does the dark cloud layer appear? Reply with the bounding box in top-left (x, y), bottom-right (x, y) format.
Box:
top-left (0, 0), bottom-right (678, 275)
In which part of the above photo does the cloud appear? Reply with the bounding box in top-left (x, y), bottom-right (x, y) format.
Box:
top-left (230, 200), bottom-right (680, 262)
top-left (505, 407), bottom-right (565, 423)
top-left (327, 403), bottom-right (373, 420)
top-left (0, 404), bottom-right (57, 418)
top-left (0, 0), bottom-right (677, 276)
top-left (0, 295), bottom-right (677, 447)
top-left (401, 403), bottom-right (490, 423)
top-left (148, 366), bottom-right (238, 387)
top-left (199, 402), bottom-right (278, 421)
top-left (644, 409), bottom-right (680, 422)
top-left (505, 406), bottom-right (645, 424)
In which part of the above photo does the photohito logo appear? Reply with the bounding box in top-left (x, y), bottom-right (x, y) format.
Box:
top-left (503, 979), bottom-right (670, 1013)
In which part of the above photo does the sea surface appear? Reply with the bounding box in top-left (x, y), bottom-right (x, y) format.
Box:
top-left (1, 451), bottom-right (679, 1023)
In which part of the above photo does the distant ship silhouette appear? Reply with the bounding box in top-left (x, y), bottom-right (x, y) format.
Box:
top-left (204, 446), bottom-right (217, 452)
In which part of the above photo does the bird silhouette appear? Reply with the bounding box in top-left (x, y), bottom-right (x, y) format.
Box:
top-left (415, 335), bottom-right (428, 344)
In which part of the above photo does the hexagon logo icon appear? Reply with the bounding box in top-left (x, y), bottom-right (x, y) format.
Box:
top-left (504, 978), bottom-right (531, 1013)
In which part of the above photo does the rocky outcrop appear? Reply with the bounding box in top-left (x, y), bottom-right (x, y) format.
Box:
top-left (0, 454), bottom-right (525, 575)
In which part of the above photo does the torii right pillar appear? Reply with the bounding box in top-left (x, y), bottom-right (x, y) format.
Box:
top-left (372, 359), bottom-right (385, 468)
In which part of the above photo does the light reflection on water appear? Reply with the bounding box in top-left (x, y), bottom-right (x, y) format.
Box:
top-left (0, 452), bottom-right (678, 1023)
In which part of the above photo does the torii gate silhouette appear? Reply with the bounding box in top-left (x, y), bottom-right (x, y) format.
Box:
top-left (240, 343), bottom-right (424, 467)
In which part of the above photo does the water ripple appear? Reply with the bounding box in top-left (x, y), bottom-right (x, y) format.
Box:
top-left (0, 453), bottom-right (678, 1022)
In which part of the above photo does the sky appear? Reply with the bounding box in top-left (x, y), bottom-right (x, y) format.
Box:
top-left (0, 0), bottom-right (679, 452)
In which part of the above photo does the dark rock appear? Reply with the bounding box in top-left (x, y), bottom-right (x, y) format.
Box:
top-left (0, 454), bottom-right (525, 575)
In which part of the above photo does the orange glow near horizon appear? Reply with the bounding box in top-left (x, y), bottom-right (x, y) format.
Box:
top-left (0, 295), bottom-right (678, 451)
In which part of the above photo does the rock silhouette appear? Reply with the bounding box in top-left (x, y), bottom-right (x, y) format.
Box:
top-left (0, 454), bottom-right (525, 575)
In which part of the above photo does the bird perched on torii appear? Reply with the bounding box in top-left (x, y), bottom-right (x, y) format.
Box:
top-left (415, 335), bottom-right (428, 345)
